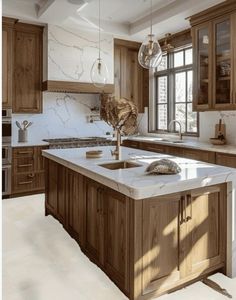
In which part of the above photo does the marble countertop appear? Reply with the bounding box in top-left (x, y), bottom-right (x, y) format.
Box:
top-left (126, 136), bottom-right (236, 155)
top-left (12, 140), bottom-right (49, 148)
top-left (42, 146), bottom-right (236, 200)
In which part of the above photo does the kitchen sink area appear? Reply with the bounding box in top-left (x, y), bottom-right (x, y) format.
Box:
top-left (99, 160), bottom-right (142, 170)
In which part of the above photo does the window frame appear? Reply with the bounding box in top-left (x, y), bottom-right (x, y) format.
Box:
top-left (151, 46), bottom-right (199, 137)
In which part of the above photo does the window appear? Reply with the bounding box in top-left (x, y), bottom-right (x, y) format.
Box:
top-left (154, 47), bottom-right (198, 135)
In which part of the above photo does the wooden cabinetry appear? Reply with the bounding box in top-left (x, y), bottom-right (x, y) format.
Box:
top-left (114, 39), bottom-right (149, 113)
top-left (45, 160), bottom-right (227, 300)
top-left (103, 188), bottom-right (130, 294)
top-left (190, 1), bottom-right (236, 111)
top-left (84, 179), bottom-right (104, 265)
top-left (12, 146), bottom-right (47, 195)
top-left (216, 152), bottom-right (236, 168)
top-left (2, 18), bottom-right (17, 108)
top-left (181, 148), bottom-right (215, 163)
top-left (2, 17), bottom-right (43, 113)
top-left (139, 184), bottom-right (226, 298)
top-left (13, 23), bottom-right (43, 113)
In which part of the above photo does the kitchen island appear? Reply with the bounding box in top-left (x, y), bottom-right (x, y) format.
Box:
top-left (42, 146), bottom-right (236, 300)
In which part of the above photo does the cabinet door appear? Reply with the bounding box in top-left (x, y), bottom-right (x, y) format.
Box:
top-left (13, 25), bottom-right (43, 113)
top-left (182, 148), bottom-right (215, 163)
top-left (215, 153), bottom-right (236, 168)
top-left (233, 13), bottom-right (236, 106)
top-left (104, 188), bottom-right (129, 294)
top-left (46, 160), bottom-right (58, 215)
top-left (2, 25), bottom-right (13, 108)
top-left (142, 193), bottom-right (184, 295)
top-left (57, 165), bottom-right (67, 223)
top-left (185, 185), bottom-right (226, 275)
top-left (192, 23), bottom-right (212, 111)
top-left (212, 16), bottom-right (233, 109)
top-left (85, 179), bottom-right (104, 264)
top-left (67, 170), bottom-right (84, 244)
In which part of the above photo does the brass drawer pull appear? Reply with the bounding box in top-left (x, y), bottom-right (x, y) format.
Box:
top-left (18, 151), bottom-right (33, 154)
top-left (18, 164), bottom-right (33, 168)
top-left (186, 194), bottom-right (192, 221)
top-left (18, 181), bottom-right (33, 185)
top-left (27, 174), bottom-right (35, 178)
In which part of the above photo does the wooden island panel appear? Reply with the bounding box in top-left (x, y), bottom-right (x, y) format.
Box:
top-left (45, 159), bottom-right (227, 300)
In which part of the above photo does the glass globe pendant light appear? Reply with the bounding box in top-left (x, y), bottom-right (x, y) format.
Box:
top-left (138, 0), bottom-right (162, 69)
top-left (90, 0), bottom-right (109, 88)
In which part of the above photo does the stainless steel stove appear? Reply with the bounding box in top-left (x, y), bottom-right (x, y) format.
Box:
top-left (43, 137), bottom-right (114, 149)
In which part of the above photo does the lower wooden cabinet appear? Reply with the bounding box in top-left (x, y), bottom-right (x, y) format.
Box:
top-left (104, 188), bottom-right (130, 294)
top-left (45, 160), bottom-right (227, 300)
top-left (181, 148), bottom-right (215, 163)
top-left (216, 153), bottom-right (236, 168)
top-left (12, 146), bottom-right (48, 195)
top-left (84, 178), bottom-right (104, 265)
top-left (139, 184), bottom-right (226, 298)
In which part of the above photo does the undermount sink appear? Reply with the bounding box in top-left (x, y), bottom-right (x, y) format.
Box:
top-left (99, 161), bottom-right (142, 170)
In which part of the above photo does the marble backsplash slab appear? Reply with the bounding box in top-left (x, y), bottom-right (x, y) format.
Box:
top-left (12, 93), bottom-right (113, 143)
top-left (137, 108), bottom-right (236, 145)
top-left (46, 25), bottom-right (114, 83)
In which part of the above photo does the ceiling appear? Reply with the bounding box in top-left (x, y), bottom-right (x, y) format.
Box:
top-left (2, 0), bottom-right (225, 41)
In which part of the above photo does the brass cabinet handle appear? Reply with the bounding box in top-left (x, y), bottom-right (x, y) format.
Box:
top-left (18, 164), bottom-right (33, 168)
top-left (186, 194), bottom-right (192, 221)
top-left (18, 151), bottom-right (33, 154)
top-left (18, 181), bottom-right (33, 185)
top-left (27, 174), bottom-right (35, 178)
top-left (180, 196), bottom-right (185, 224)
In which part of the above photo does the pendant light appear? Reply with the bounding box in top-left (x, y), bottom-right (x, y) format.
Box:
top-left (138, 0), bottom-right (162, 69)
top-left (90, 0), bottom-right (109, 88)
top-left (162, 33), bottom-right (174, 53)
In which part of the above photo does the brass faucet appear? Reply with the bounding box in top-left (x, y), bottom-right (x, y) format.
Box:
top-left (111, 130), bottom-right (121, 160)
top-left (168, 120), bottom-right (183, 140)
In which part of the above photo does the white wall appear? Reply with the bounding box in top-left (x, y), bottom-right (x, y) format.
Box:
top-left (137, 108), bottom-right (236, 145)
top-left (12, 25), bottom-right (114, 143)
top-left (199, 111), bottom-right (236, 145)
top-left (12, 93), bottom-right (112, 142)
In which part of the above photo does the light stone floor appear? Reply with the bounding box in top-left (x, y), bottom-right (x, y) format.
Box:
top-left (3, 194), bottom-right (236, 300)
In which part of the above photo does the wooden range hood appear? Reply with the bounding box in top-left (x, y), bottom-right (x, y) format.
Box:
top-left (42, 80), bottom-right (114, 94)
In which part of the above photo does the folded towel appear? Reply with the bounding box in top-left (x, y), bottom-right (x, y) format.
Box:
top-left (146, 159), bottom-right (181, 175)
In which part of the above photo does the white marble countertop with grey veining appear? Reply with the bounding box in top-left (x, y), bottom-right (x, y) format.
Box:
top-left (125, 136), bottom-right (236, 155)
top-left (12, 140), bottom-right (49, 148)
top-left (42, 146), bottom-right (236, 200)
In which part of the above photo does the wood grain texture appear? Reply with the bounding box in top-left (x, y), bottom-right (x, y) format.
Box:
top-left (13, 23), bottom-right (43, 113)
top-left (190, 1), bottom-right (236, 111)
top-left (114, 39), bottom-right (149, 113)
top-left (142, 194), bottom-right (182, 295)
top-left (42, 80), bottom-right (114, 94)
top-left (104, 188), bottom-right (130, 294)
top-left (12, 146), bottom-right (48, 195)
top-left (216, 153), bottom-right (236, 168)
top-left (2, 18), bottom-right (17, 108)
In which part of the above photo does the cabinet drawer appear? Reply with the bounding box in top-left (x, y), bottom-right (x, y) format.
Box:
top-left (216, 153), bottom-right (236, 168)
top-left (122, 140), bottom-right (139, 149)
top-left (12, 172), bottom-right (45, 194)
top-left (182, 148), bottom-right (215, 163)
top-left (139, 142), bottom-right (167, 154)
top-left (13, 156), bottom-right (34, 173)
top-left (13, 147), bottom-right (34, 158)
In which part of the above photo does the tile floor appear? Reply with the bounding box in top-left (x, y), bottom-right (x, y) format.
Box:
top-left (3, 194), bottom-right (236, 300)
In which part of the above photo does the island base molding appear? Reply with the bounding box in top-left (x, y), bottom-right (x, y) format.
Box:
top-left (45, 159), bottom-right (227, 300)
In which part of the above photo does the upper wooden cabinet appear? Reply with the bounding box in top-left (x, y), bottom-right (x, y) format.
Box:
top-left (190, 1), bottom-right (236, 111)
top-left (2, 17), bottom-right (17, 108)
top-left (13, 22), bottom-right (43, 113)
top-left (114, 39), bottom-right (149, 113)
top-left (2, 17), bottom-right (43, 113)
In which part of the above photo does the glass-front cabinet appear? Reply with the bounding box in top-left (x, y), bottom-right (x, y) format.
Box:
top-left (213, 17), bottom-right (232, 108)
top-left (191, 3), bottom-right (236, 111)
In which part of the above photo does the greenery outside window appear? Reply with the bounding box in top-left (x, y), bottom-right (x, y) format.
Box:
top-left (154, 46), bottom-right (198, 135)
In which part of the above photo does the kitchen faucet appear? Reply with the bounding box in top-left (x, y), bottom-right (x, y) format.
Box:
top-left (168, 120), bottom-right (183, 140)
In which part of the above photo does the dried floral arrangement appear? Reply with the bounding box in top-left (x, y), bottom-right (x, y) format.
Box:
top-left (100, 94), bottom-right (138, 135)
